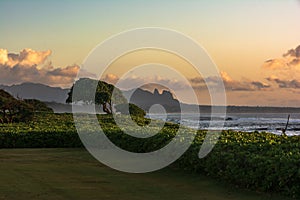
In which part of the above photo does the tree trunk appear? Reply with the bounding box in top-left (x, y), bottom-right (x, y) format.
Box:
top-left (102, 103), bottom-right (112, 114)
top-left (108, 100), bottom-right (113, 114)
top-left (282, 114), bottom-right (290, 136)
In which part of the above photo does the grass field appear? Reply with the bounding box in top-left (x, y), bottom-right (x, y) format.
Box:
top-left (0, 148), bottom-right (293, 200)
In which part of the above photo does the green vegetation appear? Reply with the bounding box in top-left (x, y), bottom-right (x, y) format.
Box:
top-left (0, 89), bottom-right (33, 123)
top-left (0, 113), bottom-right (80, 148)
top-left (115, 103), bottom-right (146, 117)
top-left (66, 78), bottom-right (127, 114)
top-left (66, 78), bottom-right (146, 117)
top-left (0, 113), bottom-right (299, 198)
top-left (0, 90), bottom-right (53, 123)
top-left (24, 99), bottom-right (54, 113)
top-left (0, 148), bottom-right (292, 200)
top-left (179, 131), bottom-right (300, 199)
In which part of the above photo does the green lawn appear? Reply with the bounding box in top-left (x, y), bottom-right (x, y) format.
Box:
top-left (0, 148), bottom-right (292, 200)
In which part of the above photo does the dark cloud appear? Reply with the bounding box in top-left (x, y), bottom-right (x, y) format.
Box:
top-left (267, 77), bottom-right (300, 89)
top-left (189, 77), bottom-right (206, 85)
top-left (265, 59), bottom-right (273, 63)
top-left (183, 72), bottom-right (270, 92)
top-left (192, 72), bottom-right (270, 92)
top-left (283, 45), bottom-right (300, 58)
top-left (224, 81), bottom-right (270, 91)
top-left (251, 81), bottom-right (271, 89)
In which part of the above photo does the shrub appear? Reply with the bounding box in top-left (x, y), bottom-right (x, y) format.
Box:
top-left (115, 103), bottom-right (146, 118)
top-left (0, 113), bottom-right (300, 198)
top-left (24, 99), bottom-right (54, 113)
top-left (0, 90), bottom-right (34, 123)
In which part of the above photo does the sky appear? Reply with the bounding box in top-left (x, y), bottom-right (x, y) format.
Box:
top-left (0, 0), bottom-right (300, 106)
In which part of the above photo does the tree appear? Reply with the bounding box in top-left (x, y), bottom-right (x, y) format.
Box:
top-left (13, 100), bottom-right (34, 122)
top-left (66, 78), bottom-right (127, 114)
top-left (0, 90), bottom-right (34, 123)
top-left (95, 91), bottom-right (112, 114)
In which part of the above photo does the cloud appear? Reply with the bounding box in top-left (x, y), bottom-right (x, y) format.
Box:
top-left (251, 81), bottom-right (270, 89)
top-left (139, 83), bottom-right (170, 93)
top-left (0, 48), bottom-right (52, 67)
top-left (267, 76), bottom-right (300, 89)
top-left (224, 80), bottom-right (270, 92)
top-left (103, 72), bottom-right (270, 93)
top-left (102, 73), bottom-right (119, 84)
top-left (0, 49), bottom-right (95, 88)
top-left (262, 45), bottom-right (300, 71)
top-left (190, 71), bottom-right (270, 92)
top-left (100, 44), bottom-right (300, 106)
top-left (262, 58), bottom-right (288, 70)
top-left (47, 65), bottom-right (79, 77)
top-left (102, 73), bottom-right (190, 91)
top-left (262, 44), bottom-right (300, 89)
top-left (283, 45), bottom-right (300, 58)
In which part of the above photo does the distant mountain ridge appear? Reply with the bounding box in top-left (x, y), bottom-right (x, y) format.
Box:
top-left (0, 82), bottom-right (182, 113)
top-left (123, 88), bottom-right (181, 112)
top-left (0, 82), bottom-right (69, 103)
top-left (1, 82), bottom-right (300, 114)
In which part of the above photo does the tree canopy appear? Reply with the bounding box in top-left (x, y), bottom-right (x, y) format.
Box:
top-left (0, 90), bottom-right (33, 123)
top-left (66, 78), bottom-right (127, 114)
top-left (0, 90), bottom-right (53, 123)
top-left (66, 78), bottom-right (146, 116)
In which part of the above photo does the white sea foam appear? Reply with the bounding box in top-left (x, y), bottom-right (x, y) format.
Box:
top-left (146, 112), bottom-right (300, 136)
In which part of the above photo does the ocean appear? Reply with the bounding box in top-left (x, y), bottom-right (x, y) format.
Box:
top-left (147, 112), bottom-right (300, 136)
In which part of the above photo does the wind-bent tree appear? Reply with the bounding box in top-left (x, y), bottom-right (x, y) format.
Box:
top-left (95, 91), bottom-right (112, 114)
top-left (66, 78), bottom-right (127, 114)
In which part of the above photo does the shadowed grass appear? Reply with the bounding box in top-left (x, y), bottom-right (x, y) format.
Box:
top-left (0, 148), bottom-right (293, 200)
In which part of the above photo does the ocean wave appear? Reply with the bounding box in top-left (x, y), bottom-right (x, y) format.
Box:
top-left (146, 113), bottom-right (300, 136)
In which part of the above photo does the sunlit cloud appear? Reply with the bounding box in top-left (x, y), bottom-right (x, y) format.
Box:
top-left (0, 48), bottom-right (52, 67)
top-left (102, 73), bottom-right (189, 91)
top-left (263, 44), bottom-right (300, 89)
top-left (0, 49), bottom-right (95, 88)
top-left (102, 73), bottom-right (119, 85)
top-left (103, 72), bottom-right (270, 93)
top-left (190, 72), bottom-right (270, 92)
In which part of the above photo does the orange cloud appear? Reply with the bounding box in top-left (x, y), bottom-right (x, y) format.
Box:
top-left (102, 73), bottom-right (190, 91)
top-left (0, 48), bottom-right (51, 67)
top-left (0, 49), bottom-right (95, 88)
top-left (0, 49), bottom-right (9, 65)
top-left (191, 71), bottom-right (270, 92)
top-left (47, 65), bottom-right (80, 77)
top-left (220, 71), bottom-right (233, 82)
top-left (103, 72), bottom-right (270, 93)
top-left (263, 44), bottom-right (300, 89)
top-left (102, 73), bottom-right (119, 84)
top-left (262, 58), bottom-right (288, 70)
top-left (262, 45), bottom-right (300, 71)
